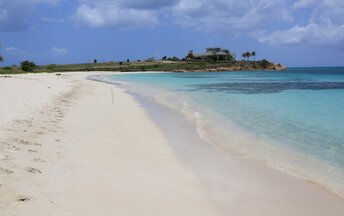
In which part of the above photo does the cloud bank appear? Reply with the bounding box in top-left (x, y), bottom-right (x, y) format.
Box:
top-left (1, 0), bottom-right (344, 50)
top-left (75, 3), bottom-right (159, 28)
top-left (51, 47), bottom-right (69, 56)
top-left (73, 0), bottom-right (344, 49)
top-left (259, 0), bottom-right (344, 48)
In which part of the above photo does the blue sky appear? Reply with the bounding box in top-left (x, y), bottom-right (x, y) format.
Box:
top-left (1, 0), bottom-right (344, 67)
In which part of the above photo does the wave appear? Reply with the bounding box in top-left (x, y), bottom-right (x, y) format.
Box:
top-left (92, 74), bottom-right (344, 198)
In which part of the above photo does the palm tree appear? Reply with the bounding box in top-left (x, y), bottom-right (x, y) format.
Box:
top-left (242, 52), bottom-right (247, 61)
top-left (245, 52), bottom-right (251, 61)
top-left (251, 51), bottom-right (256, 61)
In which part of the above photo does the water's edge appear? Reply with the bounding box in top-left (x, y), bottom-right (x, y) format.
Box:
top-left (88, 74), bottom-right (344, 199)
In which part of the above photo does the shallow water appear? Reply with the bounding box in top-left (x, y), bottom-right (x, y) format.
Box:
top-left (105, 67), bottom-right (344, 196)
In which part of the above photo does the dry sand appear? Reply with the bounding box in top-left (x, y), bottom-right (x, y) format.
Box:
top-left (0, 73), bottom-right (222, 216)
top-left (0, 72), bottom-right (343, 216)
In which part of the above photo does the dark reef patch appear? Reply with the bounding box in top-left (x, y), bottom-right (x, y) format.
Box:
top-left (192, 81), bottom-right (344, 94)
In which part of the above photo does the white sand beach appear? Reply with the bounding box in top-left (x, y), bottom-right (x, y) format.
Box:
top-left (0, 72), bottom-right (344, 216)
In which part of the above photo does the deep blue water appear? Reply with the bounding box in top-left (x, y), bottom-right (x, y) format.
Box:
top-left (106, 67), bottom-right (344, 196)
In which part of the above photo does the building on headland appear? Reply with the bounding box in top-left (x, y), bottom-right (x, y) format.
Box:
top-left (188, 47), bottom-right (235, 61)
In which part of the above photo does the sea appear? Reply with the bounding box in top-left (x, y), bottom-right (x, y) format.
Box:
top-left (104, 67), bottom-right (344, 197)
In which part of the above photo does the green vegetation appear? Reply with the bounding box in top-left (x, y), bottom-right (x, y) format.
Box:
top-left (251, 51), bottom-right (256, 61)
top-left (0, 49), bottom-right (282, 74)
top-left (0, 59), bottom-right (280, 74)
top-left (21, 61), bottom-right (37, 72)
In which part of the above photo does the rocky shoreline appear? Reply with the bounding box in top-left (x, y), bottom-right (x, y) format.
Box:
top-left (170, 63), bottom-right (286, 72)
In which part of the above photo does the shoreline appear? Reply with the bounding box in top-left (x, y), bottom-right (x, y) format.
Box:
top-left (94, 72), bottom-right (344, 198)
top-left (110, 76), bottom-right (344, 214)
top-left (0, 72), bottom-right (224, 215)
top-left (1, 72), bottom-right (343, 215)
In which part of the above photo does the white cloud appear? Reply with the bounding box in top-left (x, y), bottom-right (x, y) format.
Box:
top-left (74, 0), bottom-right (292, 31)
top-left (5, 47), bottom-right (18, 52)
top-left (259, 23), bottom-right (344, 45)
top-left (292, 0), bottom-right (321, 9)
top-left (117, 0), bottom-right (179, 9)
top-left (260, 0), bottom-right (344, 48)
top-left (73, 0), bottom-right (344, 50)
top-left (170, 0), bottom-right (292, 32)
top-left (74, 1), bottom-right (160, 29)
top-left (4, 46), bottom-right (28, 56)
top-left (51, 47), bottom-right (69, 56)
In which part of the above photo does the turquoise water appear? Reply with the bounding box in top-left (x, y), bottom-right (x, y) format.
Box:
top-left (105, 67), bottom-right (344, 196)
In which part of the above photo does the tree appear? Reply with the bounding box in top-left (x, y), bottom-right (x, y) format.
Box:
top-left (161, 56), bottom-right (167, 60)
top-left (245, 52), bottom-right (251, 61)
top-left (251, 51), bottom-right (256, 61)
top-left (186, 50), bottom-right (194, 60)
top-left (93, 59), bottom-right (97, 64)
top-left (242, 52), bottom-right (251, 61)
top-left (20, 61), bottom-right (37, 72)
top-left (242, 52), bottom-right (247, 60)
top-left (257, 59), bottom-right (272, 68)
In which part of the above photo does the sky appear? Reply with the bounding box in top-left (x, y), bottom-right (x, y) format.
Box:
top-left (0, 0), bottom-right (344, 67)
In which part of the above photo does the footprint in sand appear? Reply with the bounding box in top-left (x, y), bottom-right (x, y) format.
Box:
top-left (28, 149), bottom-right (38, 153)
top-left (1, 141), bottom-right (9, 146)
top-left (0, 167), bottom-right (14, 174)
top-left (33, 158), bottom-right (46, 163)
top-left (8, 145), bottom-right (21, 152)
top-left (26, 167), bottom-right (42, 174)
top-left (17, 196), bottom-right (31, 202)
top-left (14, 139), bottom-right (42, 146)
top-left (0, 154), bottom-right (13, 161)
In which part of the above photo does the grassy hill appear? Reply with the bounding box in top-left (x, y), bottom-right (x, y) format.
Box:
top-left (0, 59), bottom-right (285, 74)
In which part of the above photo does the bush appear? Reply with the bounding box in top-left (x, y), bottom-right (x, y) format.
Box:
top-left (21, 61), bottom-right (37, 72)
top-left (47, 64), bottom-right (56, 71)
top-left (4, 66), bottom-right (12, 70)
top-left (257, 59), bottom-right (271, 68)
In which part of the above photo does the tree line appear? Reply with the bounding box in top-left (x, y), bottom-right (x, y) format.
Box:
top-left (242, 51), bottom-right (256, 61)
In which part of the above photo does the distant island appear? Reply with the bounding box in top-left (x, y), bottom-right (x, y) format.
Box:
top-left (0, 47), bottom-right (285, 74)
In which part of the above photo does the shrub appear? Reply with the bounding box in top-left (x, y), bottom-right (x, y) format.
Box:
top-left (4, 66), bottom-right (12, 70)
top-left (21, 61), bottom-right (37, 72)
top-left (47, 64), bottom-right (56, 71)
top-left (257, 59), bottom-right (271, 68)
